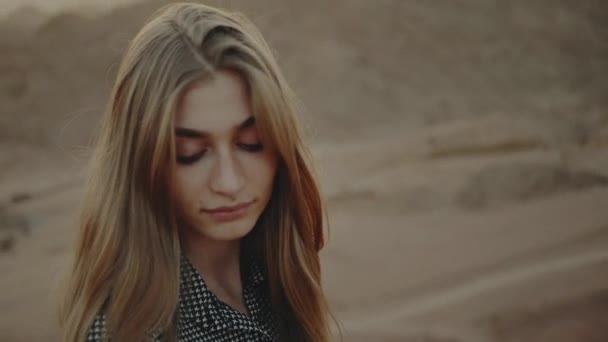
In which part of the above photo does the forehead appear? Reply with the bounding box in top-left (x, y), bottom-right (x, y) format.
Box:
top-left (175, 70), bottom-right (252, 136)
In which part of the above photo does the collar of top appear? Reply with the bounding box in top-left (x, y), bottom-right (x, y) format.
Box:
top-left (177, 251), bottom-right (266, 332)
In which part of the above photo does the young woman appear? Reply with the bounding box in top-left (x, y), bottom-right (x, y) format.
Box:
top-left (59, 3), bottom-right (335, 341)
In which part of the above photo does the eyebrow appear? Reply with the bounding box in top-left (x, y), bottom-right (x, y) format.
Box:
top-left (175, 116), bottom-right (256, 138)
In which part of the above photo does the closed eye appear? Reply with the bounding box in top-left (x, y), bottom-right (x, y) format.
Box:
top-left (238, 143), bottom-right (263, 152)
top-left (176, 150), bottom-right (207, 165)
top-left (176, 143), bottom-right (263, 165)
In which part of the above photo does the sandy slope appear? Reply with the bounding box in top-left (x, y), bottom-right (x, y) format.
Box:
top-left (1, 1), bottom-right (608, 341)
top-left (2, 132), bottom-right (607, 341)
top-left (0, 0), bottom-right (144, 18)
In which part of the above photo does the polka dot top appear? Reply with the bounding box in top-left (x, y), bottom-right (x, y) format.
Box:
top-left (86, 253), bottom-right (279, 341)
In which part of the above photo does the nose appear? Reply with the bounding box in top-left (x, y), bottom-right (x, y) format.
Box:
top-left (208, 146), bottom-right (245, 199)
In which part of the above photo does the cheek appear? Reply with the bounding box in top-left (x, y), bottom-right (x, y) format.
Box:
top-left (242, 152), bottom-right (278, 189)
top-left (170, 167), bottom-right (206, 204)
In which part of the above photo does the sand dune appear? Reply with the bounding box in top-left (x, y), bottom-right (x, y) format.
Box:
top-left (1, 0), bottom-right (608, 341)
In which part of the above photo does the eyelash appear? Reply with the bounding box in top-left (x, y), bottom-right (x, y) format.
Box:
top-left (176, 143), bottom-right (264, 165)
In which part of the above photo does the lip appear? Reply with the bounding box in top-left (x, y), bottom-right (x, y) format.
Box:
top-left (202, 200), bottom-right (254, 222)
top-left (204, 201), bottom-right (253, 213)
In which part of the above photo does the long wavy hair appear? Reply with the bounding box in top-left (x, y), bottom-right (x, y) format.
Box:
top-left (59, 3), bottom-right (334, 341)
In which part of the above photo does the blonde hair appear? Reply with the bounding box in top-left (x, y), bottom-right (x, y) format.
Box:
top-left (59, 2), bottom-right (334, 341)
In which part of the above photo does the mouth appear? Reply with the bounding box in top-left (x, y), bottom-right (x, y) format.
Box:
top-left (202, 200), bottom-right (254, 214)
top-left (201, 200), bottom-right (255, 222)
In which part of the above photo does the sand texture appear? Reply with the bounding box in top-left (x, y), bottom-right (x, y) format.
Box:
top-left (1, 0), bottom-right (608, 341)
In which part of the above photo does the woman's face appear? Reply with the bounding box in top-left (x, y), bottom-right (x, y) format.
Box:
top-left (170, 70), bottom-right (278, 243)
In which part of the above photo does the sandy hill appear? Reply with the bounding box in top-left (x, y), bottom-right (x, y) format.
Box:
top-left (1, 1), bottom-right (608, 341)
top-left (1, 0), bottom-right (607, 147)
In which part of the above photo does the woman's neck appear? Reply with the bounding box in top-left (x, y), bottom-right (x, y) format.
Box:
top-left (185, 234), bottom-right (241, 281)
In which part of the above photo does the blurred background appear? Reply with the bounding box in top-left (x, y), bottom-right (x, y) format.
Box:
top-left (1, 0), bottom-right (608, 341)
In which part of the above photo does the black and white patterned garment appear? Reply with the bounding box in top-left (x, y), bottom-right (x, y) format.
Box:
top-left (86, 253), bottom-right (279, 341)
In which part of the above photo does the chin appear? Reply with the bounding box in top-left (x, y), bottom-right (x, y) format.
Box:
top-left (199, 217), bottom-right (258, 242)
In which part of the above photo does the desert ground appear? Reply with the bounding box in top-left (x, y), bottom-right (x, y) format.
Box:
top-left (1, 0), bottom-right (608, 341)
